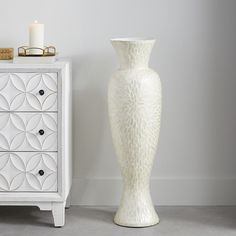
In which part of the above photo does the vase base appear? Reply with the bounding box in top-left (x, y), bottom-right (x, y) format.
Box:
top-left (114, 218), bottom-right (160, 228)
top-left (114, 210), bottom-right (160, 228)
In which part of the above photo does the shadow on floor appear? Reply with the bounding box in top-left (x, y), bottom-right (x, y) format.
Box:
top-left (0, 206), bottom-right (53, 227)
top-left (70, 206), bottom-right (116, 225)
top-left (0, 206), bottom-right (116, 228)
top-left (1, 206), bottom-right (236, 233)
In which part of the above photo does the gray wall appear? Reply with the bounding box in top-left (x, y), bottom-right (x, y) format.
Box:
top-left (0, 0), bottom-right (236, 205)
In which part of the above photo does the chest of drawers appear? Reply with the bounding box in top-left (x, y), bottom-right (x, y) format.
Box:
top-left (0, 60), bottom-right (72, 227)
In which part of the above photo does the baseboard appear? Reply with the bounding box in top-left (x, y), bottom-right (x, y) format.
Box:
top-left (70, 177), bottom-right (236, 206)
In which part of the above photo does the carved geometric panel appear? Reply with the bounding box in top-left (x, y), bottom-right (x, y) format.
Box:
top-left (0, 73), bottom-right (57, 111)
top-left (0, 113), bottom-right (57, 151)
top-left (0, 152), bottom-right (57, 191)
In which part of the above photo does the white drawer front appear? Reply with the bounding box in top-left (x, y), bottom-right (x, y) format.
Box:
top-left (0, 152), bottom-right (57, 192)
top-left (0, 113), bottom-right (57, 151)
top-left (0, 73), bottom-right (57, 111)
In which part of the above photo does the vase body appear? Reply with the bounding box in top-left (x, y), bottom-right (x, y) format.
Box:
top-left (108, 38), bottom-right (162, 227)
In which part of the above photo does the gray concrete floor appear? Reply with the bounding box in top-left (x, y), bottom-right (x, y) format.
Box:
top-left (0, 206), bottom-right (236, 236)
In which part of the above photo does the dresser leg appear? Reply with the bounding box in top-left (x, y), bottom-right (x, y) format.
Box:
top-left (52, 202), bottom-right (65, 227)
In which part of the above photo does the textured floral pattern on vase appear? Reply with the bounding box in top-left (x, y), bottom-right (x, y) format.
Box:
top-left (108, 38), bottom-right (161, 227)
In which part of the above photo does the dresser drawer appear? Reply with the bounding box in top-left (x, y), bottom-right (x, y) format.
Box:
top-left (0, 113), bottom-right (57, 151)
top-left (0, 152), bottom-right (57, 192)
top-left (0, 73), bottom-right (57, 111)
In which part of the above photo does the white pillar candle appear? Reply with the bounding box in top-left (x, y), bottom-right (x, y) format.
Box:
top-left (29, 20), bottom-right (44, 55)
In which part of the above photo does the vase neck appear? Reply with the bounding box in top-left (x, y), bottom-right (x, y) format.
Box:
top-left (111, 38), bottom-right (155, 70)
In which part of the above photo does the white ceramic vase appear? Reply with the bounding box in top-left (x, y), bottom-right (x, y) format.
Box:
top-left (108, 38), bottom-right (162, 227)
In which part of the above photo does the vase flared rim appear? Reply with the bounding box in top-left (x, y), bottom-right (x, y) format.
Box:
top-left (111, 37), bottom-right (155, 43)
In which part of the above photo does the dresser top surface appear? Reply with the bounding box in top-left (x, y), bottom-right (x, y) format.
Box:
top-left (0, 58), bottom-right (70, 69)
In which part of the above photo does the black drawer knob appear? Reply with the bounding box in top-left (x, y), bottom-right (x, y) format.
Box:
top-left (39, 129), bottom-right (44, 135)
top-left (39, 90), bottom-right (44, 96)
top-left (38, 170), bottom-right (44, 176)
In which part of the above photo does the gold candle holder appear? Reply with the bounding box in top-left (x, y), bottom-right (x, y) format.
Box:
top-left (18, 46), bottom-right (56, 57)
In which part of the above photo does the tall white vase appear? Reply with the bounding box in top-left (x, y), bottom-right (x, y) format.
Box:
top-left (108, 38), bottom-right (162, 227)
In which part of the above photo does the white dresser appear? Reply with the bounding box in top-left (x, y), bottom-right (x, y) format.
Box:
top-left (0, 60), bottom-right (72, 227)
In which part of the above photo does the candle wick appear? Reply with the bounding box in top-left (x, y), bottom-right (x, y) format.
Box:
top-left (34, 20), bottom-right (38, 24)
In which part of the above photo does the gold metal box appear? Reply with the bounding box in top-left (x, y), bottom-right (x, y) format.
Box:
top-left (0, 48), bottom-right (13, 60)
